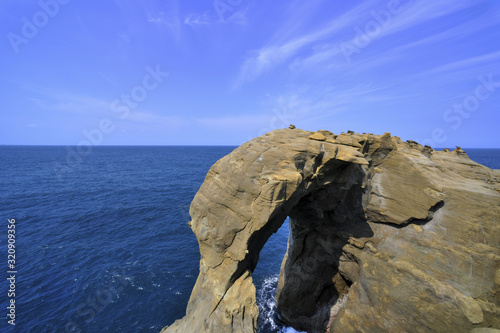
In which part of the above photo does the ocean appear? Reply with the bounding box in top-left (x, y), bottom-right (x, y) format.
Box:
top-left (0, 146), bottom-right (498, 333)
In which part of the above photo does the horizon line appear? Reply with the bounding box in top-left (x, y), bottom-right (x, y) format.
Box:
top-left (1, 144), bottom-right (499, 149)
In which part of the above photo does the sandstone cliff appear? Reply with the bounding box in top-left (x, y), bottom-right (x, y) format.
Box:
top-left (162, 128), bottom-right (500, 333)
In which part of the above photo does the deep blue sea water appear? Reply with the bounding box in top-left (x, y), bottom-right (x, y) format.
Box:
top-left (0, 147), bottom-right (498, 333)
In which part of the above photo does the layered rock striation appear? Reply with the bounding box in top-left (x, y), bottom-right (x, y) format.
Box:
top-left (162, 128), bottom-right (500, 333)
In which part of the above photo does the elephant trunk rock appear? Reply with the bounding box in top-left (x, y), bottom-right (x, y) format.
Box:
top-left (162, 128), bottom-right (500, 333)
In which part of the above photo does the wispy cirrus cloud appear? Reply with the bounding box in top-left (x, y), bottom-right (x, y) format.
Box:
top-left (417, 51), bottom-right (500, 78)
top-left (224, 8), bottom-right (248, 26)
top-left (233, 1), bottom-right (374, 87)
top-left (26, 86), bottom-right (112, 117)
top-left (234, 0), bottom-right (495, 87)
top-left (262, 82), bottom-right (401, 127)
top-left (195, 114), bottom-right (271, 129)
top-left (24, 85), bottom-right (180, 126)
top-left (147, 3), bottom-right (182, 42)
top-left (184, 12), bottom-right (211, 26)
top-left (126, 111), bottom-right (183, 125)
top-left (148, 11), bottom-right (181, 28)
top-left (184, 5), bottom-right (248, 27)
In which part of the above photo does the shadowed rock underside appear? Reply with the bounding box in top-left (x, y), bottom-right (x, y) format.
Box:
top-left (162, 128), bottom-right (500, 333)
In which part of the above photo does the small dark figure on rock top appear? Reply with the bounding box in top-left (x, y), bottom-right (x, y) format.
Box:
top-left (455, 146), bottom-right (467, 155)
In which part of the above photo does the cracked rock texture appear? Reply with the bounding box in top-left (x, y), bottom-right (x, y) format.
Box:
top-left (162, 128), bottom-right (500, 333)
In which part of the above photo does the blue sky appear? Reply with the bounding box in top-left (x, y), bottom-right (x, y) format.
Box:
top-left (1, 0), bottom-right (499, 147)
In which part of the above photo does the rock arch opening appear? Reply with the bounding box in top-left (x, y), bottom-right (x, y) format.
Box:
top-left (252, 217), bottom-right (290, 333)
top-left (236, 157), bottom-right (373, 333)
top-left (163, 129), bottom-right (374, 333)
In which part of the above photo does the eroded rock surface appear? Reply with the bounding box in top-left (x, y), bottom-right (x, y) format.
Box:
top-left (162, 129), bottom-right (499, 333)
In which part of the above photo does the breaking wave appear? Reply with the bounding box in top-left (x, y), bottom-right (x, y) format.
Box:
top-left (256, 275), bottom-right (305, 333)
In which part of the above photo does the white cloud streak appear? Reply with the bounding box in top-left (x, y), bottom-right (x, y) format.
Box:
top-left (234, 2), bottom-right (373, 86)
top-left (235, 0), bottom-right (496, 86)
top-left (184, 12), bottom-right (211, 26)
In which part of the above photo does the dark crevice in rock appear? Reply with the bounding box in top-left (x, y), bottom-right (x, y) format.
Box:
top-left (391, 200), bottom-right (445, 229)
top-left (275, 164), bottom-right (373, 333)
top-left (338, 270), bottom-right (353, 289)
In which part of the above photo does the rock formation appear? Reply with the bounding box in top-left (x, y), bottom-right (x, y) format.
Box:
top-left (161, 128), bottom-right (500, 333)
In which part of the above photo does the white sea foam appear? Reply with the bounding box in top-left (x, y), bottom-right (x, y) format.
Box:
top-left (256, 275), bottom-right (305, 333)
